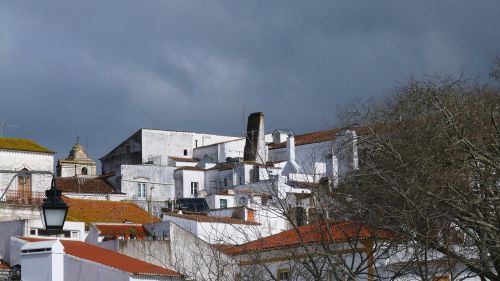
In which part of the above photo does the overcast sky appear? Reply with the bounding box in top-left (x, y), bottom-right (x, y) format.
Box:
top-left (0, 1), bottom-right (499, 168)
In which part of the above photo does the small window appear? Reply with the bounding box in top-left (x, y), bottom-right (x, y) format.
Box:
top-left (277, 269), bottom-right (290, 280)
top-left (29, 229), bottom-right (37, 236)
top-left (220, 199), bottom-right (228, 209)
top-left (183, 149), bottom-right (188, 156)
top-left (223, 178), bottom-right (228, 187)
top-left (137, 183), bottom-right (146, 198)
top-left (71, 231), bottom-right (80, 239)
top-left (191, 182), bottom-right (198, 195)
top-left (81, 167), bottom-right (88, 175)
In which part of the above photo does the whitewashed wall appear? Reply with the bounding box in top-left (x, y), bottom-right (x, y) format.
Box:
top-left (174, 170), bottom-right (205, 198)
top-left (0, 150), bottom-right (54, 194)
top-left (120, 165), bottom-right (175, 201)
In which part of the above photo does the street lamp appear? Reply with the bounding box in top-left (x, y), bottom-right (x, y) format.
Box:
top-left (41, 178), bottom-right (68, 230)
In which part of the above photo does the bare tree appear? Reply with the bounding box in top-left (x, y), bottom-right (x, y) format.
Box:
top-left (336, 70), bottom-right (500, 280)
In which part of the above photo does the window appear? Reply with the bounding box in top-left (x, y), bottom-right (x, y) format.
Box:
top-left (71, 231), bottom-right (80, 239)
top-left (277, 269), bottom-right (290, 280)
top-left (223, 178), bottom-right (228, 187)
top-left (183, 149), bottom-right (188, 156)
top-left (137, 183), bottom-right (146, 198)
top-left (81, 167), bottom-right (88, 175)
top-left (191, 182), bottom-right (198, 196)
top-left (29, 229), bottom-right (37, 236)
top-left (220, 199), bottom-right (228, 209)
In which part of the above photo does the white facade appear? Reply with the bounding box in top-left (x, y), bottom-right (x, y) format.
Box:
top-left (162, 214), bottom-right (264, 245)
top-left (268, 130), bottom-right (358, 184)
top-left (0, 149), bottom-right (54, 198)
top-left (18, 239), bottom-right (182, 281)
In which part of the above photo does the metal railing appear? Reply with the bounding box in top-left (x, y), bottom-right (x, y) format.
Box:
top-left (2, 191), bottom-right (45, 206)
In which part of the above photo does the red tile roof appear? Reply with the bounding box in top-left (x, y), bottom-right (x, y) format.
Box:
top-left (19, 237), bottom-right (181, 277)
top-left (63, 197), bottom-right (160, 228)
top-left (268, 128), bottom-right (341, 150)
top-left (0, 137), bottom-right (54, 154)
top-left (222, 221), bottom-right (392, 255)
top-left (95, 223), bottom-right (148, 237)
top-left (55, 177), bottom-right (123, 194)
top-left (164, 213), bottom-right (260, 225)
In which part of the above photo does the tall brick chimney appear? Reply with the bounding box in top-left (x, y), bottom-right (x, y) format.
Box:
top-left (243, 112), bottom-right (266, 164)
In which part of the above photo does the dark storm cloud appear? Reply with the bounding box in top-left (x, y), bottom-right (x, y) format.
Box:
top-left (0, 1), bottom-right (499, 166)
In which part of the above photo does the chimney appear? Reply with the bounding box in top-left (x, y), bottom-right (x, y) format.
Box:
top-left (287, 134), bottom-right (296, 163)
top-left (243, 112), bottom-right (266, 164)
top-left (281, 133), bottom-right (301, 176)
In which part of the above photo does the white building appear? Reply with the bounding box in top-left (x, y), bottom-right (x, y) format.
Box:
top-left (100, 129), bottom-right (239, 212)
top-left (0, 138), bottom-right (54, 205)
top-left (15, 237), bottom-right (183, 281)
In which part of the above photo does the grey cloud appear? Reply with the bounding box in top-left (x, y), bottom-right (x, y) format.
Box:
top-left (0, 0), bottom-right (499, 166)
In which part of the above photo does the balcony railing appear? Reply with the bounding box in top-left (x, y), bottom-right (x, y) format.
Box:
top-left (2, 191), bottom-right (45, 206)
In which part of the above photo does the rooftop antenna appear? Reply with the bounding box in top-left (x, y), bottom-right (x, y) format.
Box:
top-left (242, 105), bottom-right (246, 138)
top-left (0, 119), bottom-right (20, 137)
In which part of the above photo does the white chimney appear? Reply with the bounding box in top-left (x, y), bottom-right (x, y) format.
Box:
top-left (21, 240), bottom-right (65, 281)
top-left (287, 134), bottom-right (296, 163)
top-left (281, 134), bottom-right (301, 176)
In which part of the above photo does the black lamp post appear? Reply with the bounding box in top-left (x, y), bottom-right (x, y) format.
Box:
top-left (41, 178), bottom-right (69, 230)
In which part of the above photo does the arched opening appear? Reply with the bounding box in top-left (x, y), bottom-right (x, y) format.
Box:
top-left (81, 167), bottom-right (88, 175)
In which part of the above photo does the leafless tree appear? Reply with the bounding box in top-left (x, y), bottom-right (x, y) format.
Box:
top-left (335, 68), bottom-right (500, 280)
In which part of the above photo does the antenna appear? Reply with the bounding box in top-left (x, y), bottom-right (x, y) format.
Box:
top-left (0, 119), bottom-right (20, 137)
top-left (242, 105), bottom-right (246, 138)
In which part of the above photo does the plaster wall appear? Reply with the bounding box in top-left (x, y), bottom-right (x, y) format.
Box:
top-left (120, 165), bottom-right (175, 202)
top-left (174, 170), bottom-right (205, 198)
top-left (204, 194), bottom-right (235, 209)
top-left (163, 215), bottom-right (261, 244)
top-left (168, 222), bottom-right (237, 281)
top-left (99, 239), bottom-right (173, 269)
top-left (0, 204), bottom-right (40, 220)
top-left (268, 130), bottom-right (359, 183)
top-left (141, 130), bottom-right (239, 164)
top-left (64, 254), bottom-right (131, 281)
top-left (0, 150), bottom-right (53, 194)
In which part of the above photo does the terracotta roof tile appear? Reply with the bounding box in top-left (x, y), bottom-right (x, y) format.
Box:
top-left (18, 237), bottom-right (180, 277)
top-left (95, 223), bottom-right (148, 237)
top-left (55, 177), bottom-right (123, 194)
top-left (223, 221), bottom-right (393, 255)
top-left (164, 213), bottom-right (260, 225)
top-left (63, 197), bottom-right (160, 228)
top-left (0, 138), bottom-right (54, 154)
top-left (268, 128), bottom-right (341, 150)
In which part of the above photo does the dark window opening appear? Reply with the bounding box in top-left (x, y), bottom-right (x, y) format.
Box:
top-left (183, 149), bottom-right (188, 156)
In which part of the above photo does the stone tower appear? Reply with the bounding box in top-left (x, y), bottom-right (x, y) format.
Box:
top-left (57, 137), bottom-right (97, 177)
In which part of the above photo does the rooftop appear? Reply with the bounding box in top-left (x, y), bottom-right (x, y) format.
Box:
top-left (268, 128), bottom-right (341, 150)
top-left (0, 138), bottom-right (54, 154)
top-left (19, 237), bottom-right (181, 277)
top-left (94, 223), bottom-right (149, 237)
top-left (221, 220), bottom-right (392, 255)
top-left (55, 177), bottom-right (123, 194)
top-left (164, 212), bottom-right (260, 225)
top-left (168, 156), bottom-right (199, 162)
top-left (64, 197), bottom-right (160, 228)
